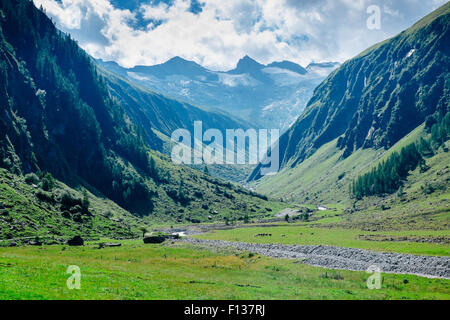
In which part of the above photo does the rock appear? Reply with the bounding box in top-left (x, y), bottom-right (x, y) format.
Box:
top-left (9, 241), bottom-right (17, 247)
top-left (143, 233), bottom-right (179, 244)
top-left (28, 240), bottom-right (42, 246)
top-left (67, 236), bottom-right (84, 246)
top-left (143, 235), bottom-right (167, 244)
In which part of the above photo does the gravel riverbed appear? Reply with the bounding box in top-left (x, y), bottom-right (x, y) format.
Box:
top-left (180, 238), bottom-right (450, 279)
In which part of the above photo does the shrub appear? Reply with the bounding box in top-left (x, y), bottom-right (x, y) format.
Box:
top-left (40, 173), bottom-right (55, 191)
top-left (36, 189), bottom-right (54, 203)
top-left (24, 173), bottom-right (39, 185)
top-left (81, 189), bottom-right (90, 210)
top-left (60, 191), bottom-right (82, 208)
top-left (194, 191), bottom-right (203, 199)
top-left (421, 182), bottom-right (435, 195)
top-left (103, 210), bottom-right (113, 218)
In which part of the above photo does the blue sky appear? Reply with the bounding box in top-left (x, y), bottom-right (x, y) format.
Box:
top-left (34, 0), bottom-right (448, 70)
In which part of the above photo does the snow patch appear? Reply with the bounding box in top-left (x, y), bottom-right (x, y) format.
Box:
top-left (406, 49), bottom-right (416, 58)
top-left (217, 73), bottom-right (259, 87)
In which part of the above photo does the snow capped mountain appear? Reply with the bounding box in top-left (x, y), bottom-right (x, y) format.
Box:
top-left (97, 56), bottom-right (339, 131)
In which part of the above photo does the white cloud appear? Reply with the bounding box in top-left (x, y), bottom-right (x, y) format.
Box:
top-left (33, 0), bottom-right (448, 70)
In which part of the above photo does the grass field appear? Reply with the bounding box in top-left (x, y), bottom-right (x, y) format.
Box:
top-left (0, 240), bottom-right (449, 300)
top-left (195, 224), bottom-right (449, 256)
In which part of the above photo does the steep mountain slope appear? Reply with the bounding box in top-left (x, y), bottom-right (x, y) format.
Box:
top-left (250, 3), bottom-right (449, 181)
top-left (0, 0), bottom-right (157, 214)
top-left (254, 124), bottom-right (425, 204)
top-left (97, 67), bottom-right (257, 183)
top-left (99, 67), bottom-right (251, 145)
top-left (97, 56), bottom-right (339, 131)
top-left (0, 0), bottom-right (281, 232)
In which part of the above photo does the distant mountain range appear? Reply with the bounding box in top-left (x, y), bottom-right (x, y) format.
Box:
top-left (97, 56), bottom-right (340, 131)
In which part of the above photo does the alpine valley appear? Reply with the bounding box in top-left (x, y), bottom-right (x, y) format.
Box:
top-left (0, 0), bottom-right (448, 301)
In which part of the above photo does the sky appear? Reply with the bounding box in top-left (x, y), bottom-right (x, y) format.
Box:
top-left (33, 0), bottom-right (448, 70)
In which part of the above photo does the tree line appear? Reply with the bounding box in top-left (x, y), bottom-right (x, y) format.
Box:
top-left (351, 111), bottom-right (449, 198)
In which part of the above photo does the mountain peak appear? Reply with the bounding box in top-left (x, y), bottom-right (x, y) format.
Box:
top-left (237, 55), bottom-right (263, 66)
top-left (129, 56), bottom-right (208, 78)
top-left (266, 60), bottom-right (307, 75)
top-left (228, 55), bottom-right (264, 75)
top-left (166, 56), bottom-right (194, 65)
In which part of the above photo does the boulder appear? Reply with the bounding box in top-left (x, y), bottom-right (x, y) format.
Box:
top-left (28, 240), bottom-right (42, 246)
top-left (98, 243), bottom-right (122, 249)
top-left (143, 235), bottom-right (166, 244)
top-left (67, 236), bottom-right (84, 246)
top-left (143, 233), bottom-right (180, 244)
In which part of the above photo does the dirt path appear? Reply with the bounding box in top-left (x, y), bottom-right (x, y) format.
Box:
top-left (180, 238), bottom-right (450, 279)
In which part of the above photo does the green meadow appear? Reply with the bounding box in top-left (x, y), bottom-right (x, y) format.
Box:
top-left (195, 224), bottom-right (450, 256)
top-left (0, 240), bottom-right (449, 300)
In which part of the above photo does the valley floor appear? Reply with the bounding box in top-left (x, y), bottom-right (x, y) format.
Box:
top-left (1, 173), bottom-right (448, 300)
top-left (0, 229), bottom-right (449, 300)
top-left (181, 238), bottom-right (450, 279)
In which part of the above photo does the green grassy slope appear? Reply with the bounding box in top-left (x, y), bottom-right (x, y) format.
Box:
top-left (0, 168), bottom-right (142, 242)
top-left (136, 150), bottom-right (287, 225)
top-left (254, 124), bottom-right (428, 205)
top-left (0, 148), bottom-right (288, 241)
